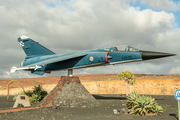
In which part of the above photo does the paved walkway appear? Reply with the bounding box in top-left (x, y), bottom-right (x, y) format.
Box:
top-left (0, 95), bottom-right (178, 120)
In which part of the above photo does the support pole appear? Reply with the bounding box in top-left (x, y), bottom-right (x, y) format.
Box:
top-left (178, 101), bottom-right (180, 120)
top-left (68, 69), bottom-right (73, 77)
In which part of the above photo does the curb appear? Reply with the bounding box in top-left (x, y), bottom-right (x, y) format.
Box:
top-left (0, 107), bottom-right (41, 114)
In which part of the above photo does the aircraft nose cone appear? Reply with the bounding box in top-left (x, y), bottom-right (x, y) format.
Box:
top-left (140, 51), bottom-right (176, 60)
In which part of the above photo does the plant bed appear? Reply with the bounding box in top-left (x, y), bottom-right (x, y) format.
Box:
top-left (13, 85), bottom-right (48, 104)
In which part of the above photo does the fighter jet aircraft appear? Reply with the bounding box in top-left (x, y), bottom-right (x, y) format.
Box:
top-left (10, 36), bottom-right (176, 76)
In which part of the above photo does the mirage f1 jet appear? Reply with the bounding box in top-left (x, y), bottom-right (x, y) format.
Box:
top-left (10, 36), bottom-right (176, 76)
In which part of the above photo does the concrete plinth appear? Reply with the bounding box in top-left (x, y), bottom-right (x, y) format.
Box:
top-left (39, 76), bottom-right (99, 108)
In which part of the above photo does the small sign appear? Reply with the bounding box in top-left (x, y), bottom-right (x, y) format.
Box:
top-left (175, 89), bottom-right (180, 101)
top-left (21, 96), bottom-right (25, 100)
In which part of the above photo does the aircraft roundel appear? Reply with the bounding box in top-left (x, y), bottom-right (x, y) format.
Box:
top-left (89, 56), bottom-right (94, 61)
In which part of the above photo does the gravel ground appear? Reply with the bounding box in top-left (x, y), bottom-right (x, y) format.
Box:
top-left (0, 94), bottom-right (178, 120)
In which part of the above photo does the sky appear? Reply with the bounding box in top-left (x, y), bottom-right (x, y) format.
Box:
top-left (0, 0), bottom-right (180, 79)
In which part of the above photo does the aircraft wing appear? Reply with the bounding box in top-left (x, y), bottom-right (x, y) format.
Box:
top-left (10, 53), bottom-right (87, 73)
top-left (28, 53), bottom-right (87, 67)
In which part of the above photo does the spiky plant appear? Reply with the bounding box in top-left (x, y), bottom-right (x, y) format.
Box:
top-left (40, 90), bottom-right (48, 100)
top-left (29, 85), bottom-right (48, 103)
top-left (29, 95), bottom-right (36, 103)
top-left (153, 104), bottom-right (163, 115)
top-left (13, 95), bottom-right (18, 101)
top-left (25, 90), bottom-right (33, 97)
top-left (13, 84), bottom-right (48, 103)
top-left (33, 85), bottom-right (42, 93)
top-left (30, 92), bottom-right (42, 103)
top-left (130, 95), bottom-right (156, 116)
top-left (126, 91), bottom-right (139, 109)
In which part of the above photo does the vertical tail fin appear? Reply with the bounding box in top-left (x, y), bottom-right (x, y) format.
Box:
top-left (18, 36), bottom-right (55, 58)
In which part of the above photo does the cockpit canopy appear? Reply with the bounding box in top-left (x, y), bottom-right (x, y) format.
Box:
top-left (113, 45), bottom-right (139, 52)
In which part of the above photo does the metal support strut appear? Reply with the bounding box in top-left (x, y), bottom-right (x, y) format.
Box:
top-left (68, 69), bottom-right (73, 76)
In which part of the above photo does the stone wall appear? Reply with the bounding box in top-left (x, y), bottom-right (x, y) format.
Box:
top-left (81, 79), bottom-right (180, 95)
top-left (2, 79), bottom-right (180, 96)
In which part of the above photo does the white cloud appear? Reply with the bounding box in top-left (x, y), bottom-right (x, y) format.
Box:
top-left (0, 71), bottom-right (37, 79)
top-left (0, 0), bottom-right (179, 79)
top-left (170, 67), bottom-right (180, 74)
top-left (155, 28), bottom-right (180, 53)
top-left (141, 0), bottom-right (180, 11)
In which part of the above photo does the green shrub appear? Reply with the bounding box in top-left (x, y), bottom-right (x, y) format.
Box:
top-left (30, 92), bottom-right (42, 103)
top-left (153, 104), bottom-right (163, 115)
top-left (130, 95), bottom-right (156, 116)
top-left (126, 91), bottom-right (139, 109)
top-left (118, 71), bottom-right (135, 96)
top-left (33, 85), bottom-right (42, 93)
top-left (13, 95), bottom-right (18, 102)
top-left (118, 71), bottom-right (135, 84)
top-left (126, 92), bottom-right (163, 116)
top-left (29, 85), bottom-right (47, 103)
top-left (25, 90), bottom-right (33, 97)
top-left (13, 84), bottom-right (48, 103)
top-left (40, 90), bottom-right (48, 100)
top-left (131, 79), bottom-right (136, 85)
top-left (29, 95), bottom-right (36, 103)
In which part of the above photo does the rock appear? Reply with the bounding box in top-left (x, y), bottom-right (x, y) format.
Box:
top-left (121, 100), bottom-right (127, 105)
top-left (120, 108), bottom-right (130, 115)
top-left (39, 76), bottom-right (100, 108)
top-left (113, 109), bottom-right (118, 114)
